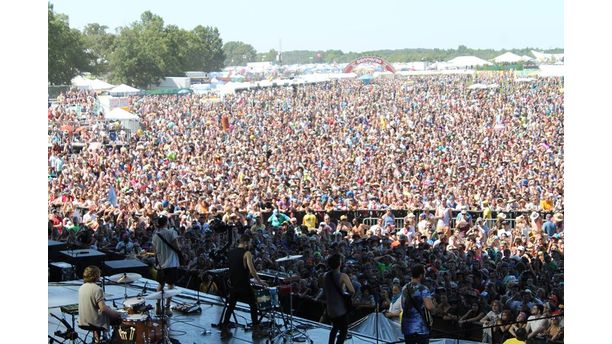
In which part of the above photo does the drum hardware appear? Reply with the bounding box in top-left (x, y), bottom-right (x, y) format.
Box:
top-left (108, 272), bottom-right (142, 300)
top-left (273, 257), bottom-right (312, 343)
top-left (115, 316), bottom-right (163, 344)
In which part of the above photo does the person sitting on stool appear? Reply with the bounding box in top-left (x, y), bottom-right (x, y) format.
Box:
top-left (78, 265), bottom-right (122, 343)
top-left (221, 234), bottom-right (267, 338)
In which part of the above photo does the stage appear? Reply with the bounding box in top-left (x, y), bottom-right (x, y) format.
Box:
top-left (48, 278), bottom-right (385, 344)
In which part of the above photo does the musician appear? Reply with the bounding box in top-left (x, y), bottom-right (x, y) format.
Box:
top-left (78, 265), bottom-right (122, 342)
top-left (400, 264), bottom-right (435, 344)
top-left (151, 215), bottom-right (180, 315)
top-left (220, 234), bottom-right (267, 337)
top-left (323, 253), bottom-right (355, 344)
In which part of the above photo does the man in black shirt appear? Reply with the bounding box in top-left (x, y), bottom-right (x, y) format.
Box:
top-left (220, 234), bottom-right (267, 337)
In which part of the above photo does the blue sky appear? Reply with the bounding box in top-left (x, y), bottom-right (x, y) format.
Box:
top-left (52, 0), bottom-right (563, 53)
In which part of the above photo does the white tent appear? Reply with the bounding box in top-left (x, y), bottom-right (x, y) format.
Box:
top-left (109, 84), bottom-right (141, 96)
top-left (90, 79), bottom-right (114, 91)
top-left (521, 55), bottom-right (534, 62)
top-left (493, 52), bottom-right (523, 63)
top-left (104, 108), bottom-right (140, 132)
top-left (71, 76), bottom-right (114, 91)
top-left (447, 56), bottom-right (493, 68)
top-left (71, 76), bottom-right (91, 90)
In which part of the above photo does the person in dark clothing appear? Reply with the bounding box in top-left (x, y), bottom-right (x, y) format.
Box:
top-left (323, 253), bottom-right (355, 344)
top-left (221, 234), bottom-right (267, 338)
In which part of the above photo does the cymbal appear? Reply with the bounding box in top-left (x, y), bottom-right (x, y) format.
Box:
top-left (108, 273), bottom-right (142, 284)
top-left (144, 289), bottom-right (182, 300)
top-left (275, 255), bottom-right (303, 263)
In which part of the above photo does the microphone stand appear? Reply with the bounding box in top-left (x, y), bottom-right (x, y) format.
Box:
top-left (374, 291), bottom-right (380, 344)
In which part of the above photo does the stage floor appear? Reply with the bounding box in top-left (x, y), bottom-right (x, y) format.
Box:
top-left (48, 278), bottom-right (382, 344)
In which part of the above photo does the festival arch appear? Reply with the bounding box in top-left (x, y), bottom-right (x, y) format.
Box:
top-left (343, 56), bottom-right (396, 73)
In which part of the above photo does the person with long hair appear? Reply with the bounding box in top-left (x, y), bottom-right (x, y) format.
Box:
top-left (323, 253), bottom-right (355, 344)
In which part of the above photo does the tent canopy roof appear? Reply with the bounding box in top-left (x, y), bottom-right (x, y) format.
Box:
top-left (109, 84), bottom-right (141, 94)
top-left (448, 56), bottom-right (493, 67)
top-left (105, 107), bottom-right (139, 121)
top-left (493, 52), bottom-right (523, 63)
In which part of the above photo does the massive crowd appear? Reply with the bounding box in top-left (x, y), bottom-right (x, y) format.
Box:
top-left (48, 73), bottom-right (564, 343)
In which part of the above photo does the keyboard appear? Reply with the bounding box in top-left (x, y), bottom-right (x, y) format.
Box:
top-left (60, 304), bottom-right (79, 315)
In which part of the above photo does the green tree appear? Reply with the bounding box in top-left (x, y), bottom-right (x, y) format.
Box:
top-left (223, 41), bottom-right (257, 66)
top-left (109, 11), bottom-right (174, 88)
top-left (262, 49), bottom-right (278, 63)
top-left (48, 3), bottom-right (91, 85)
top-left (81, 23), bottom-right (115, 77)
top-left (189, 25), bottom-right (225, 72)
top-left (164, 25), bottom-right (191, 75)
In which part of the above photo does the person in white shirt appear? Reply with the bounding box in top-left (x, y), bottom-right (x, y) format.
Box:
top-left (526, 304), bottom-right (549, 341)
top-left (384, 283), bottom-right (403, 323)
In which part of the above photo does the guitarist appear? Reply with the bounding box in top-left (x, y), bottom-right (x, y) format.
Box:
top-left (324, 253), bottom-right (355, 344)
top-left (401, 264), bottom-right (435, 344)
top-left (151, 215), bottom-right (181, 315)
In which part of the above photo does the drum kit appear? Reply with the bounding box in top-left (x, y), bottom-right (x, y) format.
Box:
top-left (254, 254), bottom-right (312, 343)
top-left (106, 272), bottom-right (181, 344)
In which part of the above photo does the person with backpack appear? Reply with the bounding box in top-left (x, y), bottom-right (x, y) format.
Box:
top-left (400, 264), bottom-right (435, 344)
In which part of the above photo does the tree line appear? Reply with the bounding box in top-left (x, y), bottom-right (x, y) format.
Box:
top-left (49, 4), bottom-right (563, 88)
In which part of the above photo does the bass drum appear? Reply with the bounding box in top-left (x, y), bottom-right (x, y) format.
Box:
top-left (111, 315), bottom-right (163, 344)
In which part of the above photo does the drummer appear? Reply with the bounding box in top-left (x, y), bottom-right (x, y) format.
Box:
top-left (78, 265), bottom-right (123, 342)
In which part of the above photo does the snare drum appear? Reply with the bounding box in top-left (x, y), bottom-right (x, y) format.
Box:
top-left (123, 297), bottom-right (146, 314)
top-left (255, 288), bottom-right (272, 309)
top-left (114, 317), bottom-right (162, 344)
top-left (255, 287), bottom-right (279, 309)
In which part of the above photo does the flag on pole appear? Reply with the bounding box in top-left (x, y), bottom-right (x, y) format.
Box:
top-left (108, 185), bottom-right (118, 207)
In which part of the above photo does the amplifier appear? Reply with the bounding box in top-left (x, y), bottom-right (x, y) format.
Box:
top-left (49, 262), bottom-right (76, 282)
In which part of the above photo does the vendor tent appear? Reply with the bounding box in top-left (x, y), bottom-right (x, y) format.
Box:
top-left (71, 76), bottom-right (90, 90)
top-left (447, 56), bottom-right (493, 68)
top-left (109, 84), bottom-right (141, 97)
top-left (493, 52), bottom-right (523, 63)
top-left (359, 74), bottom-right (373, 85)
top-left (71, 76), bottom-right (114, 91)
top-left (104, 108), bottom-right (140, 132)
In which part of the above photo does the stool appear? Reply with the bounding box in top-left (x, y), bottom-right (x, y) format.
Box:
top-left (78, 324), bottom-right (108, 344)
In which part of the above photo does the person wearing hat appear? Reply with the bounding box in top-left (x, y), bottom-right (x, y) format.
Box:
top-left (455, 205), bottom-right (472, 224)
top-left (268, 208), bottom-right (290, 228)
